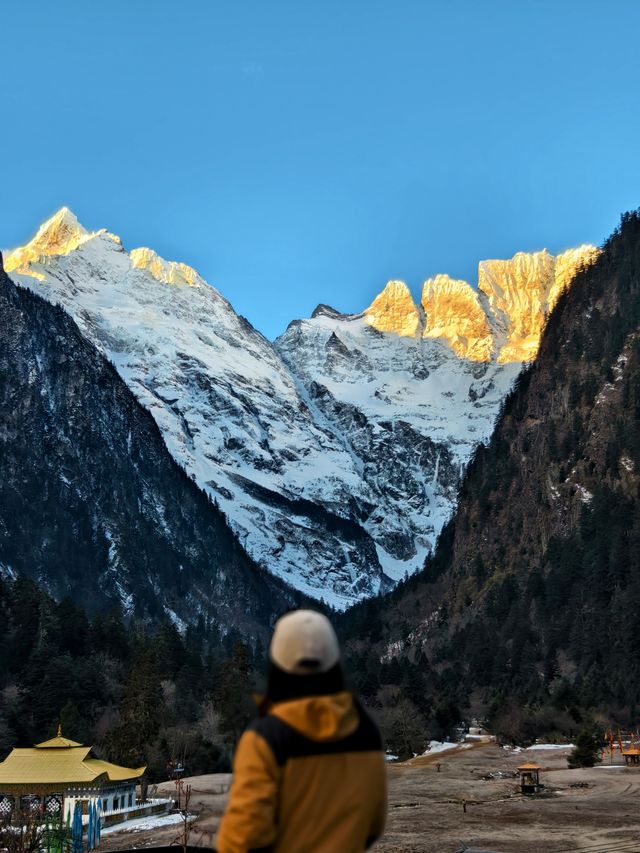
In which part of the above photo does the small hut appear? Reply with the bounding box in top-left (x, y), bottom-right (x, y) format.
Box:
top-left (517, 762), bottom-right (541, 794)
top-left (621, 747), bottom-right (640, 766)
top-left (616, 731), bottom-right (640, 766)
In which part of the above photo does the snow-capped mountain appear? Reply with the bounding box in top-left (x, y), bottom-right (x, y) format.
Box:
top-left (4, 209), bottom-right (598, 608)
top-left (0, 254), bottom-right (301, 633)
top-left (277, 297), bottom-right (518, 581)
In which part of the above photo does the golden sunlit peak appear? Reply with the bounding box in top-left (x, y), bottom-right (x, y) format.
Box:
top-left (48, 206), bottom-right (83, 229)
top-left (478, 244), bottom-right (600, 363)
top-left (4, 206), bottom-right (92, 275)
top-left (364, 280), bottom-right (421, 337)
top-left (130, 247), bottom-right (203, 288)
top-left (29, 206), bottom-right (87, 247)
top-left (422, 274), bottom-right (494, 361)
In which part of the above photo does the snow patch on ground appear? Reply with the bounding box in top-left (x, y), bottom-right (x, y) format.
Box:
top-left (574, 484), bottom-right (593, 504)
top-left (102, 812), bottom-right (189, 834)
top-left (425, 740), bottom-right (460, 755)
top-left (621, 455), bottom-right (634, 473)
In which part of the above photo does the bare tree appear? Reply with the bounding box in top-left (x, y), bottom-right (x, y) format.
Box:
top-left (171, 780), bottom-right (201, 853)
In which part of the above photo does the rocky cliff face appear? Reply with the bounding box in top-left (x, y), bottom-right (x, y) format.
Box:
top-left (421, 274), bottom-right (494, 361)
top-left (0, 251), bottom-right (300, 633)
top-left (5, 209), bottom-right (597, 607)
top-left (364, 280), bottom-right (422, 337)
top-left (478, 247), bottom-right (600, 362)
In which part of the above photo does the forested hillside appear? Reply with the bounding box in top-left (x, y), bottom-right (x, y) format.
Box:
top-left (0, 575), bottom-right (261, 776)
top-left (341, 212), bottom-right (640, 747)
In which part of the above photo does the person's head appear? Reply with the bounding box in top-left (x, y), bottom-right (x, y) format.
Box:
top-left (265, 609), bottom-right (345, 704)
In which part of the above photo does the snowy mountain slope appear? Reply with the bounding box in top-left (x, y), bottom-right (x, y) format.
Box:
top-left (277, 296), bottom-right (520, 579)
top-left (5, 210), bottom-right (386, 607)
top-left (0, 253), bottom-right (301, 633)
top-left (5, 209), bottom-right (597, 607)
top-left (276, 251), bottom-right (598, 581)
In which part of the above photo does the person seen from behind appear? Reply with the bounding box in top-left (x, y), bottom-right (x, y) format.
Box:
top-left (216, 609), bottom-right (387, 852)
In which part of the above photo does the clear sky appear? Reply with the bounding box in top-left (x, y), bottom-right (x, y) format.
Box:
top-left (2, 0), bottom-right (640, 339)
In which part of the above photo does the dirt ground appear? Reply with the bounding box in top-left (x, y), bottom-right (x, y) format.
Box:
top-left (100, 743), bottom-right (640, 853)
top-left (379, 741), bottom-right (640, 853)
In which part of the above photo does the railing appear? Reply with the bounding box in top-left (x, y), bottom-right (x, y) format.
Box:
top-left (88, 798), bottom-right (172, 825)
top-left (101, 797), bottom-right (172, 818)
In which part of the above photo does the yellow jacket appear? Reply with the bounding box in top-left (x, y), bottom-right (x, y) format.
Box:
top-left (216, 691), bottom-right (386, 852)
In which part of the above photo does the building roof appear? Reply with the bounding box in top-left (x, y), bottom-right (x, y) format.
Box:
top-left (83, 759), bottom-right (146, 782)
top-left (517, 762), bottom-right (542, 770)
top-left (0, 729), bottom-right (145, 791)
top-left (35, 735), bottom-right (83, 749)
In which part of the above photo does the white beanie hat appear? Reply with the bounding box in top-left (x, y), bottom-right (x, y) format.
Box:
top-left (269, 610), bottom-right (341, 675)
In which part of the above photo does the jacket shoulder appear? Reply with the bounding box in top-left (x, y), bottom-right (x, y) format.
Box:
top-left (249, 701), bottom-right (383, 767)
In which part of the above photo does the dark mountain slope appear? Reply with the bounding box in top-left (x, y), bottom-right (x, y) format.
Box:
top-left (342, 212), bottom-right (640, 718)
top-left (0, 254), bottom-right (301, 634)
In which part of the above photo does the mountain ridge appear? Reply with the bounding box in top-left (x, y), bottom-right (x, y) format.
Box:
top-left (4, 208), bottom-right (599, 607)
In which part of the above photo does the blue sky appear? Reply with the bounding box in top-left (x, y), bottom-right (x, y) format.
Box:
top-left (2, 0), bottom-right (640, 338)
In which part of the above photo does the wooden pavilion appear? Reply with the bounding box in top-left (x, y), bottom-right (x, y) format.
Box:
top-left (517, 762), bottom-right (542, 794)
top-left (616, 731), bottom-right (640, 766)
top-left (620, 746), bottom-right (640, 766)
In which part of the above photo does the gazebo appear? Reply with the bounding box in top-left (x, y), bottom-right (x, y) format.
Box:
top-left (517, 762), bottom-right (542, 794)
top-left (0, 727), bottom-right (145, 823)
top-left (616, 731), bottom-right (640, 766)
top-left (621, 747), bottom-right (640, 766)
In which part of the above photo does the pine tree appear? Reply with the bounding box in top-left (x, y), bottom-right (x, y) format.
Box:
top-left (104, 647), bottom-right (165, 766)
top-left (568, 728), bottom-right (601, 768)
top-left (213, 643), bottom-right (254, 749)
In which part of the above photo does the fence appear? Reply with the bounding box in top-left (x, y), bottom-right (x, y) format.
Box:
top-left (99, 798), bottom-right (173, 827)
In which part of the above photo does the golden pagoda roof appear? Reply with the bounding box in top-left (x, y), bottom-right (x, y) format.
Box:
top-left (35, 735), bottom-right (83, 749)
top-left (83, 759), bottom-right (146, 782)
top-left (0, 730), bottom-right (145, 790)
top-left (34, 725), bottom-right (82, 750)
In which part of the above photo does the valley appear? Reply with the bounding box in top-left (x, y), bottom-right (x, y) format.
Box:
top-left (2, 6), bottom-right (638, 853)
top-left (99, 744), bottom-right (640, 853)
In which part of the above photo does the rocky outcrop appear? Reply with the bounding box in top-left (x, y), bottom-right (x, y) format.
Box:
top-left (361, 246), bottom-right (599, 364)
top-left (364, 280), bottom-right (422, 337)
top-left (130, 246), bottom-right (202, 287)
top-left (478, 245), bottom-right (599, 362)
top-left (422, 274), bottom-right (494, 361)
